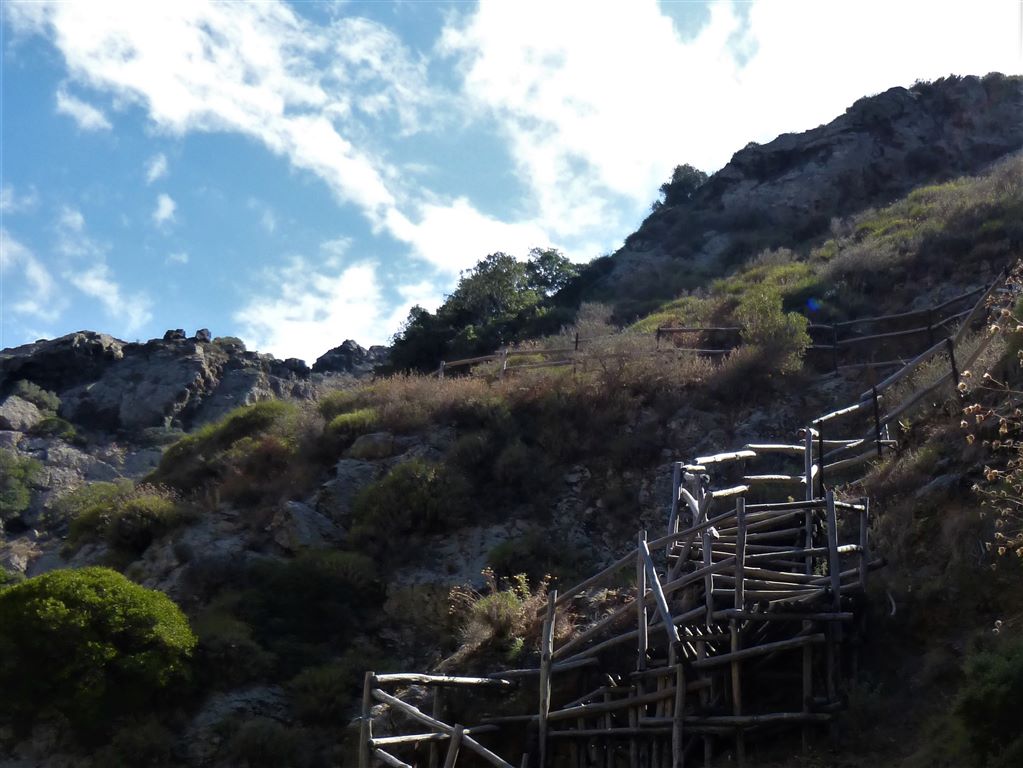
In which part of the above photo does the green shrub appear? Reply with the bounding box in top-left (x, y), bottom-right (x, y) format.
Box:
top-left (239, 551), bottom-right (381, 676)
top-left (64, 482), bottom-right (191, 556)
top-left (0, 449), bottom-right (40, 522)
top-left (28, 416), bottom-right (78, 442)
top-left (0, 567), bottom-right (196, 731)
top-left (12, 380), bottom-right (60, 413)
top-left (954, 636), bottom-right (1023, 766)
top-left (317, 388), bottom-right (361, 421)
top-left (735, 287), bottom-right (811, 374)
top-left (227, 717), bottom-right (312, 768)
top-left (94, 717), bottom-right (177, 768)
top-left (324, 407), bottom-right (378, 448)
top-left (148, 400), bottom-right (299, 492)
top-left (350, 459), bottom-right (471, 556)
top-left (193, 606), bottom-right (274, 689)
top-left (288, 646), bottom-right (387, 726)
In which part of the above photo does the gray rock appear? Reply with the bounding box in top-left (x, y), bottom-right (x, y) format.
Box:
top-left (604, 74), bottom-right (1023, 295)
top-left (312, 339), bottom-right (389, 377)
top-left (270, 501), bottom-right (344, 552)
top-left (4, 331), bottom-right (313, 433)
top-left (318, 459), bottom-right (380, 521)
top-left (195, 328), bottom-right (212, 343)
top-left (915, 473), bottom-right (962, 500)
top-left (0, 430), bottom-right (23, 450)
top-left (347, 431), bottom-right (396, 460)
top-left (0, 396), bottom-right (42, 432)
top-left (163, 329), bottom-right (186, 341)
top-left (182, 686), bottom-right (288, 767)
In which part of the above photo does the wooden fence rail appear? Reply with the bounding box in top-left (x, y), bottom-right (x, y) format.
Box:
top-left (359, 265), bottom-right (1018, 767)
top-left (437, 279), bottom-right (996, 379)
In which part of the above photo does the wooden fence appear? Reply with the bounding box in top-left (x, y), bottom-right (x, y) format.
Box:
top-left (437, 281), bottom-right (995, 380)
top-left (359, 266), bottom-right (1018, 767)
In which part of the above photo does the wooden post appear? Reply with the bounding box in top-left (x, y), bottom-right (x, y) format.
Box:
top-left (539, 591), bottom-right (557, 768)
top-left (735, 499), bottom-right (746, 612)
top-left (859, 498), bottom-right (870, 592)
top-left (443, 725), bottom-right (465, 768)
top-left (360, 671), bottom-right (375, 768)
top-left (638, 531), bottom-right (649, 674)
top-left (429, 688), bottom-right (443, 768)
top-left (826, 490), bottom-right (841, 611)
top-left (731, 617), bottom-right (745, 767)
top-left (826, 490), bottom-right (841, 707)
top-left (656, 327), bottom-right (662, 348)
top-left (701, 528), bottom-right (715, 626)
top-left (500, 348), bottom-right (509, 379)
top-left (817, 427), bottom-right (825, 494)
top-left (672, 642), bottom-right (686, 768)
top-left (872, 386), bottom-right (883, 458)
top-left (575, 332), bottom-right (580, 352)
top-left (946, 337), bottom-right (961, 397)
top-left (668, 463), bottom-right (683, 555)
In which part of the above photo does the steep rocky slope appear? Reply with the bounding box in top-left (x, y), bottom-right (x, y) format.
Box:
top-left (590, 73), bottom-right (1023, 312)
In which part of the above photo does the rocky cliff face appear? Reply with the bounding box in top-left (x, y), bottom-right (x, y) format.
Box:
top-left (603, 73), bottom-right (1023, 303)
top-left (1, 331), bottom-right (317, 433)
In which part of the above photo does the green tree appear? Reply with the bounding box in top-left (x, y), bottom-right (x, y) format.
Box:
top-left (654, 163), bottom-right (708, 209)
top-left (525, 247), bottom-right (579, 296)
top-left (0, 568), bottom-right (196, 732)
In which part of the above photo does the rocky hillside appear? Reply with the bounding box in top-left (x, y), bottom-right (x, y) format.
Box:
top-left (589, 73), bottom-right (1023, 315)
top-left (2, 75), bottom-right (1022, 768)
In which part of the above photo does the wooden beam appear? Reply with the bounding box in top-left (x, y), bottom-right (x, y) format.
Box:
top-left (371, 689), bottom-right (515, 768)
top-left (691, 634), bottom-right (826, 668)
top-left (374, 674), bottom-right (515, 688)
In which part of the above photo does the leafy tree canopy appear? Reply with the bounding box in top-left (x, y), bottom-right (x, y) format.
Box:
top-left (0, 567), bottom-right (196, 733)
top-left (390, 247), bottom-right (578, 372)
top-left (654, 163), bottom-right (708, 209)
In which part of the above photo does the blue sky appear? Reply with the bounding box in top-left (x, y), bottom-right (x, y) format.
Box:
top-left (1, 1), bottom-right (1021, 364)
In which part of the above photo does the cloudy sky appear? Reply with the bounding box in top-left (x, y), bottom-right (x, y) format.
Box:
top-left (1, 1), bottom-right (1020, 364)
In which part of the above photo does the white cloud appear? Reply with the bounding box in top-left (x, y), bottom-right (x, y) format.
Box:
top-left (0, 228), bottom-right (65, 323)
top-left (166, 251), bottom-right (189, 265)
top-left (55, 86), bottom-right (112, 130)
top-left (385, 199), bottom-right (553, 272)
top-left (247, 198), bottom-right (277, 233)
top-left (233, 237), bottom-right (450, 360)
top-left (153, 194), bottom-right (176, 226)
top-left (70, 262), bottom-right (152, 334)
top-left (51, 207), bottom-right (153, 335)
top-left (440, 0), bottom-right (1023, 221)
top-left (145, 153), bottom-right (168, 184)
top-left (234, 258), bottom-right (385, 363)
top-left (0, 184), bottom-right (39, 214)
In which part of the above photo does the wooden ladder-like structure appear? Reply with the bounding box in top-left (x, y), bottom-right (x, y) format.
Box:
top-left (357, 267), bottom-right (1018, 768)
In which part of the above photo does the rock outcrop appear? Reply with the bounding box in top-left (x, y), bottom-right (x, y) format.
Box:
top-left (603, 73), bottom-right (1023, 299)
top-left (0, 331), bottom-right (314, 433)
top-left (312, 339), bottom-right (389, 376)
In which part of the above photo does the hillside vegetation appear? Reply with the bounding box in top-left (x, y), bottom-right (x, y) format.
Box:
top-left (2, 91), bottom-right (1023, 767)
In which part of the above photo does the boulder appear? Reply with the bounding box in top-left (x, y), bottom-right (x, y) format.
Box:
top-left (163, 329), bottom-right (186, 341)
top-left (195, 328), bottom-right (212, 343)
top-left (318, 459), bottom-right (380, 521)
top-left (270, 501), bottom-right (344, 552)
top-left (0, 396), bottom-right (42, 432)
top-left (347, 431), bottom-right (396, 460)
top-left (312, 339), bottom-right (389, 377)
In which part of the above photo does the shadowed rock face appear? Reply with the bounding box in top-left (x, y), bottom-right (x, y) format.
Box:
top-left (603, 73), bottom-right (1023, 300)
top-left (312, 339), bottom-right (390, 376)
top-left (0, 331), bottom-right (313, 433)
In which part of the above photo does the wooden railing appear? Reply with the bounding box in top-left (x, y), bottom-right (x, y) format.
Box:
top-left (437, 279), bottom-right (997, 379)
top-left (359, 264), bottom-right (1018, 767)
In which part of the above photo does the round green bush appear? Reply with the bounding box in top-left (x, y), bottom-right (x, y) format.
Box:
top-left (0, 567), bottom-right (196, 730)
